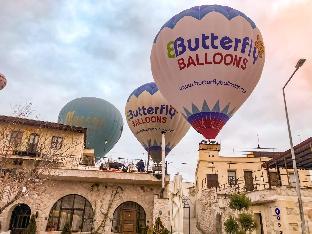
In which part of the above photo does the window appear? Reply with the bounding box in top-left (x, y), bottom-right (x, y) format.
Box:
top-left (9, 131), bottom-right (23, 148)
top-left (51, 136), bottom-right (63, 150)
top-left (228, 171), bottom-right (237, 186)
top-left (206, 174), bottom-right (219, 188)
top-left (269, 172), bottom-right (280, 187)
top-left (27, 133), bottom-right (39, 153)
top-left (9, 204), bottom-right (31, 232)
top-left (46, 194), bottom-right (93, 232)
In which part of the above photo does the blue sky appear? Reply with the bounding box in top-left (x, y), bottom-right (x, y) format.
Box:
top-left (0, 0), bottom-right (311, 181)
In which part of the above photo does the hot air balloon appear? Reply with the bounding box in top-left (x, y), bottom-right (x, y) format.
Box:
top-left (125, 82), bottom-right (190, 163)
top-left (0, 73), bottom-right (7, 90)
top-left (58, 97), bottom-right (123, 161)
top-left (151, 5), bottom-right (265, 139)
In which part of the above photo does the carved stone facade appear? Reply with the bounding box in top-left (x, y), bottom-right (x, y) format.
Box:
top-left (0, 169), bottom-right (172, 233)
top-left (195, 141), bottom-right (312, 234)
top-left (0, 116), bottom-right (171, 233)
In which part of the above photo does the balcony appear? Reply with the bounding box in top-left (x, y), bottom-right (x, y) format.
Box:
top-left (12, 150), bottom-right (40, 157)
top-left (45, 168), bottom-right (168, 186)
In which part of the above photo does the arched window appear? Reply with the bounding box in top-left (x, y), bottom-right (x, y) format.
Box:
top-left (46, 194), bottom-right (93, 232)
top-left (10, 203), bottom-right (31, 233)
top-left (112, 201), bottom-right (146, 233)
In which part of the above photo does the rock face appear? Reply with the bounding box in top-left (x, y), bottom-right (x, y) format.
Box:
top-left (196, 189), bottom-right (231, 234)
top-left (196, 189), bottom-right (219, 233)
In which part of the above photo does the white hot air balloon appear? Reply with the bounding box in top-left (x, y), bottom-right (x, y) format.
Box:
top-left (125, 82), bottom-right (190, 163)
top-left (151, 5), bottom-right (265, 140)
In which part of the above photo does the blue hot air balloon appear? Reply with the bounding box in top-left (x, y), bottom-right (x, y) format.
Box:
top-left (58, 97), bottom-right (123, 161)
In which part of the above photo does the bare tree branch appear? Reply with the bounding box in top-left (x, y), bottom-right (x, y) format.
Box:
top-left (0, 102), bottom-right (84, 214)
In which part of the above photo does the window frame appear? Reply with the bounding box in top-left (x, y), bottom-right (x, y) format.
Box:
top-left (27, 133), bottom-right (39, 153)
top-left (228, 170), bottom-right (237, 186)
top-left (9, 131), bottom-right (23, 148)
top-left (51, 136), bottom-right (63, 150)
top-left (46, 194), bottom-right (93, 232)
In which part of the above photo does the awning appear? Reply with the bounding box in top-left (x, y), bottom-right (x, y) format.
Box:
top-left (260, 137), bottom-right (312, 169)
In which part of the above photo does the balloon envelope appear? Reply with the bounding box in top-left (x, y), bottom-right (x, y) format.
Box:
top-left (58, 97), bottom-right (123, 161)
top-left (151, 5), bottom-right (265, 139)
top-left (0, 73), bottom-right (7, 90)
top-left (125, 82), bottom-right (190, 163)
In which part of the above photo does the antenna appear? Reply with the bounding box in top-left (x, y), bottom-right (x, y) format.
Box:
top-left (240, 134), bottom-right (276, 152)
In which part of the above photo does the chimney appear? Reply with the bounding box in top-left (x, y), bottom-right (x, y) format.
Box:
top-left (199, 140), bottom-right (221, 152)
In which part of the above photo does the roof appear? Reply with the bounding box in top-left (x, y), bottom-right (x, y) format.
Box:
top-left (0, 115), bottom-right (87, 134)
top-left (263, 137), bottom-right (312, 169)
top-left (252, 151), bottom-right (284, 159)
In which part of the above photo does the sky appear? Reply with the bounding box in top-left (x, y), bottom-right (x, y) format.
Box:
top-left (0, 0), bottom-right (311, 182)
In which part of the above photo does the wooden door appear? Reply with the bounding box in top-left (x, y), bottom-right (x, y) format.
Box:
top-left (207, 174), bottom-right (219, 188)
top-left (244, 171), bottom-right (254, 191)
top-left (121, 209), bottom-right (137, 234)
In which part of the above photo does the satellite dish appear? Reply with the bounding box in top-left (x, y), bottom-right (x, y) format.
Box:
top-left (241, 134), bottom-right (275, 152)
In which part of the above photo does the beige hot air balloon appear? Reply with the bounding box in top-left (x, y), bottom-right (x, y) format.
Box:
top-left (125, 82), bottom-right (190, 163)
top-left (151, 5), bottom-right (265, 139)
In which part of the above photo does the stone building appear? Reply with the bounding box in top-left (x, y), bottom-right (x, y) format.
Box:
top-left (0, 115), bottom-right (170, 234)
top-left (2, 114), bottom-right (312, 234)
top-left (195, 140), bottom-right (312, 234)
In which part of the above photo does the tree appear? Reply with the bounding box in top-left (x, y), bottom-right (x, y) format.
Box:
top-left (224, 193), bottom-right (256, 234)
top-left (24, 214), bottom-right (36, 234)
top-left (0, 102), bottom-right (84, 214)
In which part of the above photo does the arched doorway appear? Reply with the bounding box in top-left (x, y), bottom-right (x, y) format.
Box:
top-left (9, 203), bottom-right (31, 234)
top-left (112, 201), bottom-right (146, 234)
top-left (45, 194), bottom-right (93, 232)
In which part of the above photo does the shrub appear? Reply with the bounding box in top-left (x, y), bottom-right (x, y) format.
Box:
top-left (147, 217), bottom-right (170, 234)
top-left (238, 212), bottom-right (256, 232)
top-left (224, 216), bottom-right (239, 234)
top-left (224, 193), bottom-right (256, 234)
top-left (229, 193), bottom-right (251, 211)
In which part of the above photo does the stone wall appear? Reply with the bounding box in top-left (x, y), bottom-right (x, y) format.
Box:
top-left (195, 188), bottom-right (229, 234)
top-left (195, 187), bottom-right (312, 234)
top-left (152, 195), bottom-right (171, 230)
top-left (0, 178), bottom-right (165, 233)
